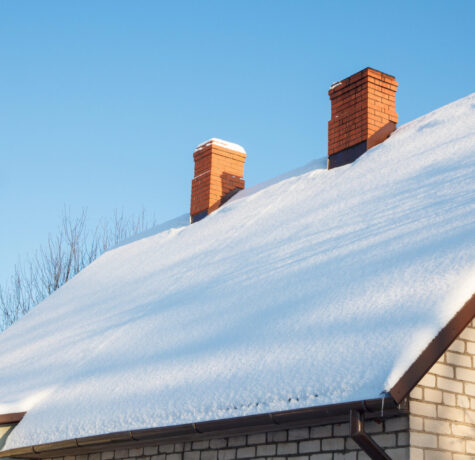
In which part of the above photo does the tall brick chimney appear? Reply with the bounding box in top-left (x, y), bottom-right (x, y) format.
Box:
top-left (190, 138), bottom-right (246, 223)
top-left (328, 68), bottom-right (398, 169)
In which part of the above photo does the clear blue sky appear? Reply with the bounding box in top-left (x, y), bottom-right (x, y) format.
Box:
top-left (1, 0), bottom-right (474, 282)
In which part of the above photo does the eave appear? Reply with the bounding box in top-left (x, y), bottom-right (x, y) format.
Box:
top-left (0, 398), bottom-right (404, 459)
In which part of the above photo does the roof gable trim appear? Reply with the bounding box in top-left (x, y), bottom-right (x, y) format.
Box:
top-left (390, 293), bottom-right (475, 403)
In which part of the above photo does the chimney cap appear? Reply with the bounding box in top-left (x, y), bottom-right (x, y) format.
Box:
top-left (195, 138), bottom-right (246, 155)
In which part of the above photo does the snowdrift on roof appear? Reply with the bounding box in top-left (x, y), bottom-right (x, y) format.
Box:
top-left (1, 93), bottom-right (475, 449)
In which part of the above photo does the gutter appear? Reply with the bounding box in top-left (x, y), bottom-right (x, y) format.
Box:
top-left (350, 410), bottom-right (391, 460)
top-left (0, 397), bottom-right (405, 459)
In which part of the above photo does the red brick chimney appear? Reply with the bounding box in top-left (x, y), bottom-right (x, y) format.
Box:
top-left (190, 138), bottom-right (246, 223)
top-left (328, 68), bottom-right (398, 169)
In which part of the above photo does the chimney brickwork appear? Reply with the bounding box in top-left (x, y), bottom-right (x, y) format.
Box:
top-left (328, 67), bottom-right (398, 169)
top-left (190, 139), bottom-right (246, 223)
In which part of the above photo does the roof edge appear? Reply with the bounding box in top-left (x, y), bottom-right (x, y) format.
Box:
top-left (390, 293), bottom-right (475, 403)
top-left (0, 398), bottom-right (403, 459)
top-left (0, 412), bottom-right (26, 424)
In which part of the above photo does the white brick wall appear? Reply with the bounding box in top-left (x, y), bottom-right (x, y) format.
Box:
top-left (43, 415), bottom-right (408, 460)
top-left (409, 318), bottom-right (475, 459)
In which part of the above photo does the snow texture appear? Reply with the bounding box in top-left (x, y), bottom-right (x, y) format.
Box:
top-left (1, 94), bottom-right (475, 449)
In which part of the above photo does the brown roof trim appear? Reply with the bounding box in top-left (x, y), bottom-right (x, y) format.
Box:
top-left (390, 293), bottom-right (475, 403)
top-left (0, 398), bottom-right (403, 459)
top-left (0, 412), bottom-right (26, 424)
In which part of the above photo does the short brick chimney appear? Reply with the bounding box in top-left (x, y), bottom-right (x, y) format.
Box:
top-left (190, 138), bottom-right (246, 223)
top-left (328, 67), bottom-right (398, 169)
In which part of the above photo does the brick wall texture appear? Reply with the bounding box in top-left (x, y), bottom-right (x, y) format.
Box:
top-left (328, 68), bottom-right (398, 157)
top-left (43, 415), bottom-right (409, 460)
top-left (42, 319), bottom-right (475, 460)
top-left (408, 318), bottom-right (475, 459)
top-left (190, 142), bottom-right (246, 220)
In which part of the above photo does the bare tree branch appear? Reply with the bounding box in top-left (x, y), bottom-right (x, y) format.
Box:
top-left (0, 208), bottom-right (156, 330)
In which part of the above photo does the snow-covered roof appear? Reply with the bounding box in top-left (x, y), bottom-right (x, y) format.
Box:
top-left (1, 93), bottom-right (475, 449)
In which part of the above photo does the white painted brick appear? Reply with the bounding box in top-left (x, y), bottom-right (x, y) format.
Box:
top-left (385, 416), bottom-right (408, 431)
top-left (236, 446), bottom-right (255, 458)
top-left (424, 388), bottom-right (442, 403)
top-left (443, 391), bottom-right (456, 406)
top-left (333, 423), bottom-right (349, 436)
top-left (334, 453), bottom-right (357, 460)
top-left (466, 382), bottom-right (475, 396)
top-left (456, 366), bottom-right (475, 382)
top-left (409, 447), bottom-right (423, 460)
top-left (101, 452), bottom-right (114, 460)
top-left (418, 373), bottom-right (436, 388)
top-left (244, 433), bottom-right (263, 445)
top-left (210, 439), bottom-right (227, 449)
top-left (201, 451), bottom-right (218, 460)
top-left (457, 394), bottom-right (470, 408)
top-left (447, 351), bottom-right (472, 367)
top-left (277, 442), bottom-right (297, 455)
top-left (397, 431), bottom-right (409, 446)
top-left (256, 444), bottom-right (276, 456)
top-left (309, 454), bottom-right (332, 460)
top-left (183, 452), bottom-right (199, 460)
top-left (267, 430), bottom-right (287, 442)
top-left (410, 400), bottom-right (436, 417)
top-left (423, 418), bottom-right (451, 434)
top-left (410, 432), bottom-right (437, 448)
top-left (409, 415), bottom-right (423, 430)
top-left (192, 440), bottom-right (209, 450)
top-left (364, 420), bottom-right (383, 433)
top-left (467, 440), bottom-right (475, 454)
top-left (471, 397), bottom-right (475, 409)
top-left (430, 362), bottom-right (454, 378)
top-left (288, 428), bottom-right (309, 440)
top-left (437, 376), bottom-right (463, 393)
top-left (158, 445), bottom-right (174, 454)
top-left (449, 339), bottom-right (465, 353)
top-left (385, 448), bottom-right (409, 460)
top-left (372, 433), bottom-right (396, 448)
top-left (426, 451), bottom-right (452, 460)
top-left (228, 437), bottom-right (245, 447)
top-left (465, 408), bottom-right (475, 424)
top-left (439, 435), bottom-right (466, 452)
top-left (410, 387), bottom-right (423, 399)
top-left (467, 341), bottom-right (475, 355)
top-left (460, 327), bottom-right (475, 341)
top-left (299, 440), bottom-right (321, 454)
top-left (453, 454), bottom-right (475, 460)
top-left (151, 455), bottom-right (166, 460)
top-left (452, 423), bottom-right (475, 437)
top-left (357, 451), bottom-right (370, 460)
top-left (321, 437), bottom-right (344, 451)
top-left (346, 437), bottom-right (359, 450)
top-left (217, 449), bottom-right (236, 460)
top-left (310, 425), bottom-right (332, 438)
top-left (438, 404), bottom-right (465, 421)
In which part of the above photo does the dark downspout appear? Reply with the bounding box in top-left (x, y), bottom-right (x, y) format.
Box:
top-left (350, 410), bottom-right (391, 460)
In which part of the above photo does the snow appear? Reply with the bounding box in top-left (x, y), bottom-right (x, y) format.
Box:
top-left (195, 138), bottom-right (246, 154)
top-left (1, 93), bottom-right (475, 449)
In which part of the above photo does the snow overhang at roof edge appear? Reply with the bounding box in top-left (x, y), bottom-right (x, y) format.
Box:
top-left (0, 398), bottom-right (402, 459)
